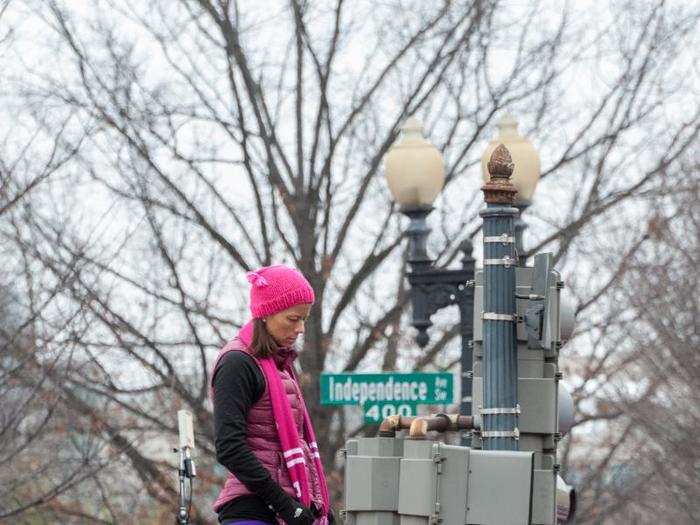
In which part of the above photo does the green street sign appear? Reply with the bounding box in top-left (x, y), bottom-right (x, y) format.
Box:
top-left (320, 372), bottom-right (453, 406)
top-left (362, 400), bottom-right (418, 423)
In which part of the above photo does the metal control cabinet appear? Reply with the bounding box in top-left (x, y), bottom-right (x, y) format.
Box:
top-left (472, 263), bottom-right (563, 524)
top-left (344, 438), bottom-right (403, 525)
top-left (344, 437), bottom-right (534, 525)
top-left (343, 257), bottom-right (568, 524)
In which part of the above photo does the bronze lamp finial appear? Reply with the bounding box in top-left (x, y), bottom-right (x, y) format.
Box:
top-left (482, 144), bottom-right (518, 205)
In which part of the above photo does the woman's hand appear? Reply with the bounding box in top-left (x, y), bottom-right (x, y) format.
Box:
top-left (311, 503), bottom-right (334, 525)
top-left (278, 500), bottom-right (315, 524)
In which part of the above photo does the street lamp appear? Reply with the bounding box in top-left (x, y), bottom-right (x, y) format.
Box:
top-left (385, 117), bottom-right (476, 445)
top-left (385, 117), bottom-right (445, 210)
top-left (481, 114), bottom-right (541, 265)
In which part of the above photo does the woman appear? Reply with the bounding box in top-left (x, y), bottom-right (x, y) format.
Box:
top-left (211, 264), bottom-right (332, 525)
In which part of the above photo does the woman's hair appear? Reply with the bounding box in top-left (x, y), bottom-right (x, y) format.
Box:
top-left (249, 318), bottom-right (278, 358)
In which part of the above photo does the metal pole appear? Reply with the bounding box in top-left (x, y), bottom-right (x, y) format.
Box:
top-left (458, 240), bottom-right (475, 446)
top-left (403, 206), bottom-right (434, 349)
top-left (480, 144), bottom-right (519, 451)
top-left (514, 201), bottom-right (530, 266)
top-left (178, 449), bottom-right (189, 524)
top-left (175, 445), bottom-right (195, 524)
top-left (402, 208), bottom-right (475, 434)
top-left (403, 207), bottom-right (433, 272)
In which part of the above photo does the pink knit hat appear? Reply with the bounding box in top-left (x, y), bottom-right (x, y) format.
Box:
top-left (246, 264), bottom-right (315, 319)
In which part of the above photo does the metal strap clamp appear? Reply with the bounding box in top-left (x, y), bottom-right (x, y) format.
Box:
top-left (481, 428), bottom-right (520, 440)
top-left (515, 293), bottom-right (545, 301)
top-left (482, 312), bottom-right (515, 322)
top-left (484, 256), bottom-right (516, 267)
top-left (479, 404), bottom-right (521, 415)
top-left (483, 233), bottom-right (515, 244)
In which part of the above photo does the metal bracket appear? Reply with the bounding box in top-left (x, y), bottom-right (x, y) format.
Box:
top-left (482, 312), bottom-right (515, 322)
top-left (481, 428), bottom-right (520, 440)
top-left (479, 404), bottom-right (521, 415)
top-left (484, 255), bottom-right (516, 267)
top-left (432, 443), bottom-right (443, 522)
top-left (516, 293), bottom-right (545, 300)
top-left (524, 253), bottom-right (554, 349)
top-left (407, 268), bottom-right (476, 348)
top-left (483, 233), bottom-right (515, 244)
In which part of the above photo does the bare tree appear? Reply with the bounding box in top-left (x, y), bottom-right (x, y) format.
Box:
top-left (0, 0), bottom-right (698, 521)
top-left (0, 42), bottom-right (103, 518)
top-left (560, 164), bottom-right (700, 524)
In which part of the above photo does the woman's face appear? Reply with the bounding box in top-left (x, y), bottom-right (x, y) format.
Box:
top-left (265, 304), bottom-right (312, 347)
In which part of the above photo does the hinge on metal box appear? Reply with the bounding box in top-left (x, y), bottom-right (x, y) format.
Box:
top-left (431, 443), bottom-right (443, 523)
top-left (433, 452), bottom-right (445, 474)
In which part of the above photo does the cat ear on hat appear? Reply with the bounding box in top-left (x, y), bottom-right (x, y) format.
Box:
top-left (246, 271), bottom-right (269, 287)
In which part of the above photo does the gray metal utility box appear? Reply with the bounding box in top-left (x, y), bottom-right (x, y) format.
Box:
top-left (343, 437), bottom-right (534, 525)
top-left (471, 264), bottom-right (564, 523)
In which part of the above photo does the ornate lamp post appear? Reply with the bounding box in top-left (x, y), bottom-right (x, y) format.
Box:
top-left (481, 114), bottom-right (541, 265)
top-left (385, 118), bottom-right (476, 445)
top-left (480, 144), bottom-right (520, 451)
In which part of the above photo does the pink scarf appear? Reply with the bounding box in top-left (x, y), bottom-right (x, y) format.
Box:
top-left (239, 321), bottom-right (331, 523)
